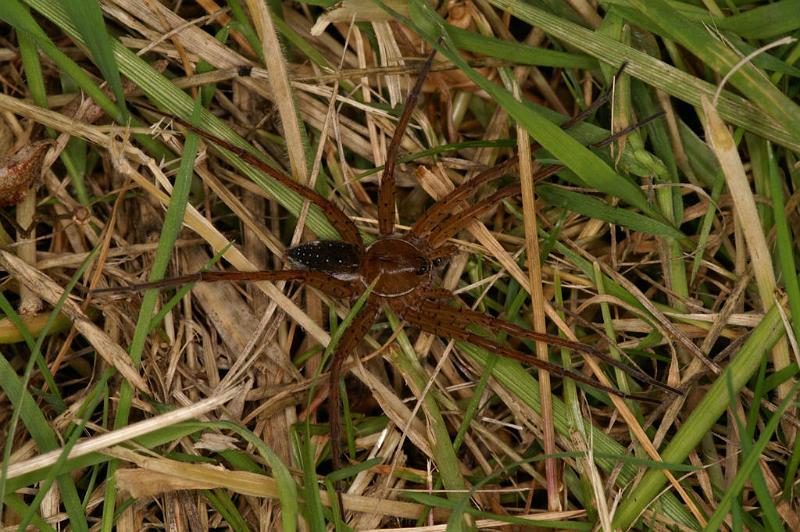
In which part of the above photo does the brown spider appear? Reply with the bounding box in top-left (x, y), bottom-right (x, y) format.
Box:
top-left (95, 50), bottom-right (678, 499)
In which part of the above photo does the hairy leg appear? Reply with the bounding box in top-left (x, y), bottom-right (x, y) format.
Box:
top-left (91, 269), bottom-right (358, 299)
top-left (401, 304), bottom-right (677, 402)
top-left (326, 301), bottom-right (380, 511)
top-left (378, 47), bottom-right (438, 236)
top-left (415, 296), bottom-right (679, 395)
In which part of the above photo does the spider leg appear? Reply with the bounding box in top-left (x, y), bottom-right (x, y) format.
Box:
top-left (412, 158), bottom-right (519, 238)
top-left (327, 301), bottom-right (380, 499)
top-left (419, 109), bottom-right (665, 247)
top-left (558, 62), bottom-right (629, 131)
top-left (409, 66), bottom-right (621, 239)
top-left (415, 297), bottom-right (679, 395)
top-left (378, 48), bottom-right (437, 236)
top-left (135, 104), bottom-right (364, 252)
top-left (426, 165), bottom-right (568, 247)
top-left (91, 270), bottom-right (358, 299)
top-left (428, 184), bottom-right (519, 248)
top-left (401, 304), bottom-right (676, 401)
top-left (412, 64), bottom-right (661, 240)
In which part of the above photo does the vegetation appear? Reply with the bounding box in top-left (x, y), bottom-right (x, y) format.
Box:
top-left (0, 0), bottom-right (799, 529)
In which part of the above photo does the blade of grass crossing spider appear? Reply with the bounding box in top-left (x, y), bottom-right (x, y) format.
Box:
top-left (404, 1), bottom-right (660, 219)
top-left (320, 280), bottom-right (377, 492)
top-left (294, 279), bottom-right (378, 524)
top-left (122, 101), bottom-right (201, 372)
top-left (62, 0), bottom-right (127, 115)
top-left (340, 375), bottom-right (357, 466)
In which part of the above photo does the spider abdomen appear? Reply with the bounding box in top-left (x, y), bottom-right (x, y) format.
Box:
top-left (285, 240), bottom-right (362, 279)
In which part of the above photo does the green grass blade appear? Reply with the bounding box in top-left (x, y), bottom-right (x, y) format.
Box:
top-left (536, 184), bottom-right (685, 239)
top-left (0, 0), bottom-right (122, 122)
top-left (612, 303), bottom-right (786, 529)
top-left (483, 0), bottom-right (800, 152)
top-left (22, 0), bottom-right (341, 240)
top-left (621, 0), bottom-right (800, 142)
top-left (768, 143), bottom-right (800, 371)
top-left (703, 379), bottom-right (800, 530)
top-left (103, 101), bottom-right (201, 527)
top-left (715, 0), bottom-right (800, 40)
top-left (0, 249), bottom-right (100, 531)
top-left (0, 344), bottom-right (89, 531)
top-left (216, 421), bottom-right (298, 532)
top-left (386, 310), bottom-right (473, 527)
top-left (3, 423), bottom-right (206, 495)
top-left (458, 339), bottom-right (696, 528)
top-left (446, 24), bottom-right (596, 69)
top-left (62, 0), bottom-right (127, 114)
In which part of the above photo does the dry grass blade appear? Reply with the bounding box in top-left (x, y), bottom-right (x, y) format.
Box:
top-left (244, 0), bottom-right (309, 183)
top-left (0, 250), bottom-right (149, 393)
top-left (3, 386), bottom-right (242, 480)
top-left (701, 96), bottom-right (793, 404)
top-left (515, 84), bottom-right (557, 510)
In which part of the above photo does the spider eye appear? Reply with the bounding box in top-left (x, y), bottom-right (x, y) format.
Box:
top-left (431, 256), bottom-right (448, 268)
top-left (416, 261), bottom-right (430, 275)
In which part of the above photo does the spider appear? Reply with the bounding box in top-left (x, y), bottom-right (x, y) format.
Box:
top-left (95, 48), bottom-right (678, 504)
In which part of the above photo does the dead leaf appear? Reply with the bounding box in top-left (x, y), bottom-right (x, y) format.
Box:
top-left (0, 141), bottom-right (52, 206)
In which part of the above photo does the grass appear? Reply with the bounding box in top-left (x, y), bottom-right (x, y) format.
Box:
top-left (0, 0), bottom-right (798, 529)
